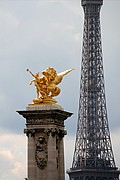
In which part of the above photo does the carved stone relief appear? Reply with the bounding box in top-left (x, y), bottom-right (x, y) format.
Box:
top-left (26, 118), bottom-right (64, 126)
top-left (35, 136), bottom-right (48, 170)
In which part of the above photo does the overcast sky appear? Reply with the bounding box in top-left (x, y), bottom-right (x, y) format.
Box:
top-left (0, 0), bottom-right (120, 180)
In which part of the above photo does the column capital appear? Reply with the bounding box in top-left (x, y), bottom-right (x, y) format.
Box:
top-left (24, 129), bottom-right (36, 137)
top-left (44, 128), bottom-right (67, 137)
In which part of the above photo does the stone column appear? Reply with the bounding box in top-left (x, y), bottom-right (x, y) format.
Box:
top-left (59, 137), bottom-right (65, 180)
top-left (24, 129), bottom-right (36, 180)
top-left (47, 131), bottom-right (58, 180)
top-left (17, 106), bottom-right (72, 180)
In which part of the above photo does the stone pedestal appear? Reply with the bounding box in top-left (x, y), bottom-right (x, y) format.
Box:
top-left (17, 104), bottom-right (72, 180)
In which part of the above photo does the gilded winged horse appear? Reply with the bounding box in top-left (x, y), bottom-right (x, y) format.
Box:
top-left (27, 67), bottom-right (73, 103)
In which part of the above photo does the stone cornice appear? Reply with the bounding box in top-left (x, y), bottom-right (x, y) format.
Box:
top-left (17, 109), bottom-right (73, 127)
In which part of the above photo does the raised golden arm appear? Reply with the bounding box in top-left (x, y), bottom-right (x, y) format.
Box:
top-left (27, 69), bottom-right (36, 78)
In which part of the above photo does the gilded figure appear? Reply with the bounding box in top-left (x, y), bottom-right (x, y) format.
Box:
top-left (27, 67), bottom-right (73, 104)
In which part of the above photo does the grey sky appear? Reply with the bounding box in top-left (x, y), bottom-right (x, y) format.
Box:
top-left (0, 0), bottom-right (120, 179)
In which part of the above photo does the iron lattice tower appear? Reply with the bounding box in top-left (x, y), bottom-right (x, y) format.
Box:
top-left (67, 0), bottom-right (120, 179)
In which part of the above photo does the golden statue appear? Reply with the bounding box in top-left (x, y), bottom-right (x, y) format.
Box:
top-left (27, 67), bottom-right (73, 104)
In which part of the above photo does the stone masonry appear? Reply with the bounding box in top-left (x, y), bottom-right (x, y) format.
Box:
top-left (17, 104), bottom-right (72, 180)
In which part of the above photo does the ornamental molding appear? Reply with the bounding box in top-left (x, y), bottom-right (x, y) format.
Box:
top-left (26, 118), bottom-right (64, 126)
top-left (44, 128), bottom-right (67, 137)
top-left (24, 129), bottom-right (36, 137)
top-left (24, 128), bottom-right (67, 138)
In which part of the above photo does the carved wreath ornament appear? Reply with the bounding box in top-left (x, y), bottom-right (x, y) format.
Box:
top-left (35, 136), bottom-right (48, 170)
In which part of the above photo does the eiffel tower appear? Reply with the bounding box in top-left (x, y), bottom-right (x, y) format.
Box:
top-left (67, 0), bottom-right (120, 179)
